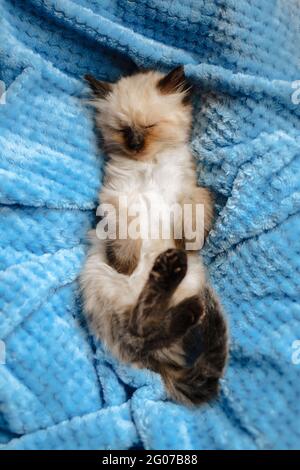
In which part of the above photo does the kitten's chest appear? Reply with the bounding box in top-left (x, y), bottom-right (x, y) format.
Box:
top-left (104, 149), bottom-right (194, 210)
top-left (127, 159), bottom-right (183, 203)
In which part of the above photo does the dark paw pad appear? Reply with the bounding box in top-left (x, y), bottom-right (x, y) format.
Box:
top-left (151, 248), bottom-right (187, 288)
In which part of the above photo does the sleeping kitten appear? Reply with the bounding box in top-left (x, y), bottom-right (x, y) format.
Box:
top-left (81, 67), bottom-right (228, 405)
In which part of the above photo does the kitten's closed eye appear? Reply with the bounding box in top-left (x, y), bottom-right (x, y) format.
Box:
top-left (115, 124), bottom-right (156, 132)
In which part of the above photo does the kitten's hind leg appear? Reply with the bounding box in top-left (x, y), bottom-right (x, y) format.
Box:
top-left (128, 249), bottom-right (201, 348)
top-left (159, 286), bottom-right (228, 406)
top-left (108, 249), bottom-right (201, 365)
top-left (129, 248), bottom-right (187, 336)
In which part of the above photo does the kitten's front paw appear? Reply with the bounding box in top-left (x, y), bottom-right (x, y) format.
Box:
top-left (150, 248), bottom-right (187, 290)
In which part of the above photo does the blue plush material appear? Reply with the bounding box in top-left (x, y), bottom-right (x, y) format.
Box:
top-left (0, 0), bottom-right (300, 450)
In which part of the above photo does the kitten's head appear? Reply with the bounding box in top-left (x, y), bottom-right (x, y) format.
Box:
top-left (85, 67), bottom-right (192, 160)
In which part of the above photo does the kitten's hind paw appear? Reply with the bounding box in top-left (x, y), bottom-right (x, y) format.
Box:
top-left (150, 248), bottom-right (187, 290)
top-left (169, 295), bottom-right (202, 337)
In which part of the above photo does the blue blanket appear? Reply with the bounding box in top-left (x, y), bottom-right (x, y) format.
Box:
top-left (0, 0), bottom-right (299, 450)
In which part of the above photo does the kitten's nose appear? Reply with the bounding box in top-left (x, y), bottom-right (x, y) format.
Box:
top-left (124, 127), bottom-right (144, 151)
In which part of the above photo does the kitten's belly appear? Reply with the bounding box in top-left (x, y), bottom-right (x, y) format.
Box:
top-left (128, 185), bottom-right (180, 253)
top-left (104, 160), bottom-right (186, 254)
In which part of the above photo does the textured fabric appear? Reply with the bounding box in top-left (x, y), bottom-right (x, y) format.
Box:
top-left (0, 0), bottom-right (300, 450)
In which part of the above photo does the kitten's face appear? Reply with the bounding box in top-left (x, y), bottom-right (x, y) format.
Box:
top-left (86, 67), bottom-right (192, 160)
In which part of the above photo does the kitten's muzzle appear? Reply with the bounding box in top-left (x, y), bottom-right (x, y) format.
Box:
top-left (124, 127), bottom-right (145, 151)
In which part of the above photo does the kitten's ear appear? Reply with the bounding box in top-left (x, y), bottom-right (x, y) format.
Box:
top-left (157, 66), bottom-right (191, 102)
top-left (84, 74), bottom-right (113, 99)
